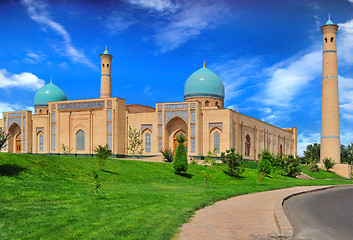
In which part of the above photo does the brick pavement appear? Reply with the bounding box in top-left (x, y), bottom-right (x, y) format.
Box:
top-left (178, 185), bottom-right (332, 240)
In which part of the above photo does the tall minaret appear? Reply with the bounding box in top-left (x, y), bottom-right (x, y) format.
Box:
top-left (100, 46), bottom-right (113, 98)
top-left (320, 15), bottom-right (340, 163)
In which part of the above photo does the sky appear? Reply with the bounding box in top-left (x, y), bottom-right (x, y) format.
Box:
top-left (1, 0), bottom-right (353, 156)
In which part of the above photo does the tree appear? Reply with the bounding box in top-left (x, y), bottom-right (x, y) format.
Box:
top-left (173, 133), bottom-right (188, 174)
top-left (323, 157), bottom-right (336, 172)
top-left (202, 148), bottom-right (217, 189)
top-left (221, 148), bottom-right (244, 177)
top-left (94, 144), bottom-right (112, 169)
top-left (0, 131), bottom-right (10, 150)
top-left (303, 143), bottom-right (320, 163)
top-left (91, 170), bottom-right (102, 200)
top-left (257, 150), bottom-right (273, 182)
top-left (127, 126), bottom-right (143, 157)
top-left (278, 155), bottom-right (301, 177)
top-left (341, 144), bottom-right (353, 164)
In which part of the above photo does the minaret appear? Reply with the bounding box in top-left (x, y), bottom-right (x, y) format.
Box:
top-left (100, 46), bottom-right (113, 98)
top-left (320, 15), bottom-right (340, 163)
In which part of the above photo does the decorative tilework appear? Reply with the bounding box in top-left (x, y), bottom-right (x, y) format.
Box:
top-left (190, 103), bottom-right (196, 108)
top-left (214, 131), bottom-right (220, 153)
top-left (8, 118), bottom-right (21, 128)
top-left (51, 125), bottom-right (56, 135)
top-left (158, 138), bottom-right (162, 152)
top-left (323, 50), bottom-right (336, 53)
top-left (145, 132), bottom-right (151, 152)
top-left (23, 118), bottom-right (26, 128)
top-left (36, 127), bottom-right (44, 134)
top-left (107, 109), bottom-right (112, 121)
top-left (58, 101), bottom-right (104, 110)
top-left (191, 110), bottom-right (195, 122)
top-left (8, 113), bottom-right (21, 117)
top-left (323, 75), bottom-right (338, 79)
top-left (39, 134), bottom-right (43, 151)
top-left (52, 112), bottom-right (56, 123)
top-left (158, 105), bottom-right (162, 110)
top-left (191, 138), bottom-right (195, 153)
top-left (141, 124), bottom-right (152, 132)
top-left (51, 135), bottom-right (55, 150)
top-left (23, 140), bottom-right (26, 151)
top-left (158, 111), bottom-right (162, 124)
top-left (209, 122), bottom-right (223, 131)
top-left (23, 130), bottom-right (26, 139)
top-left (158, 126), bottom-right (162, 137)
top-left (107, 135), bottom-right (112, 150)
top-left (164, 104), bottom-right (188, 109)
top-left (191, 124), bottom-right (195, 137)
top-left (165, 111), bottom-right (188, 125)
top-left (107, 123), bottom-right (112, 134)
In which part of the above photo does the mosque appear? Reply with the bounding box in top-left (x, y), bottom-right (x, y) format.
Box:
top-left (0, 48), bottom-right (297, 159)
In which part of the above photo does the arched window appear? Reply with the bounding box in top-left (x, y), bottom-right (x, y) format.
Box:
top-left (215, 101), bottom-right (218, 106)
top-left (205, 100), bottom-right (209, 107)
top-left (52, 112), bottom-right (56, 122)
top-left (245, 134), bottom-right (251, 156)
top-left (331, 37), bottom-right (334, 42)
top-left (39, 110), bottom-right (42, 114)
top-left (280, 144), bottom-right (283, 153)
top-left (46, 110), bottom-right (49, 114)
top-left (76, 130), bottom-right (85, 151)
top-left (214, 131), bottom-right (220, 153)
top-left (107, 64), bottom-right (109, 68)
top-left (103, 63), bottom-right (105, 67)
top-left (39, 134), bottom-right (43, 151)
top-left (325, 38), bottom-right (327, 43)
top-left (145, 132), bottom-right (151, 152)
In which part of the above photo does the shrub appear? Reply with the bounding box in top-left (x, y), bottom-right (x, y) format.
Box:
top-left (279, 155), bottom-right (302, 177)
top-left (221, 148), bottom-right (244, 177)
top-left (257, 150), bottom-right (273, 180)
top-left (323, 157), bottom-right (336, 172)
top-left (61, 144), bottom-right (72, 154)
top-left (173, 134), bottom-right (188, 173)
top-left (94, 144), bottom-right (112, 169)
top-left (201, 149), bottom-right (217, 189)
top-left (309, 157), bottom-right (319, 172)
top-left (0, 131), bottom-right (10, 150)
top-left (161, 148), bottom-right (174, 162)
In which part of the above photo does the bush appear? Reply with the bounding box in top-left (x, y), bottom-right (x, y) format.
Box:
top-left (161, 148), bottom-right (174, 163)
top-left (279, 155), bottom-right (301, 177)
top-left (0, 131), bottom-right (10, 150)
top-left (257, 150), bottom-right (273, 179)
top-left (323, 157), bottom-right (336, 172)
top-left (221, 148), bottom-right (244, 177)
top-left (94, 144), bottom-right (112, 169)
top-left (173, 134), bottom-right (188, 173)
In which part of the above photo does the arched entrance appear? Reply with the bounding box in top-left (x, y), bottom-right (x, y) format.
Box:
top-left (8, 123), bottom-right (21, 153)
top-left (165, 116), bottom-right (188, 153)
top-left (173, 130), bottom-right (188, 152)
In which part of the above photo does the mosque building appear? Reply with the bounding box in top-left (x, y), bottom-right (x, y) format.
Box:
top-left (0, 48), bottom-right (297, 159)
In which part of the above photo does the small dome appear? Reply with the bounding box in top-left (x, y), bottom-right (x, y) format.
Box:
top-left (34, 83), bottom-right (67, 106)
top-left (326, 19), bottom-right (333, 25)
top-left (184, 67), bottom-right (225, 100)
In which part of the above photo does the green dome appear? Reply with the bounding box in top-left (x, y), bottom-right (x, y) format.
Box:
top-left (184, 67), bottom-right (225, 100)
top-left (34, 83), bottom-right (67, 106)
top-left (326, 19), bottom-right (333, 25)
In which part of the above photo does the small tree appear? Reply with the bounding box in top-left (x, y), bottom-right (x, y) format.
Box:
top-left (94, 144), bottom-right (112, 169)
top-left (161, 148), bottom-right (174, 162)
top-left (323, 157), bottom-right (336, 172)
top-left (202, 148), bottom-right (217, 189)
top-left (91, 170), bottom-right (102, 200)
top-left (221, 148), bottom-right (244, 177)
top-left (173, 133), bottom-right (188, 174)
top-left (61, 144), bottom-right (72, 154)
top-left (257, 150), bottom-right (273, 182)
top-left (279, 155), bottom-right (302, 177)
top-left (127, 126), bottom-right (144, 158)
top-left (0, 131), bottom-right (10, 150)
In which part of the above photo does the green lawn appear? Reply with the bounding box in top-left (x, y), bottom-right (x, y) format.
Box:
top-left (0, 153), bottom-right (351, 240)
top-left (301, 165), bottom-right (347, 180)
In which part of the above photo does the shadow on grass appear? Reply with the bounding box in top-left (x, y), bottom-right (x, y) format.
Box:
top-left (175, 172), bottom-right (193, 178)
top-left (0, 164), bottom-right (27, 176)
top-left (100, 169), bottom-right (119, 175)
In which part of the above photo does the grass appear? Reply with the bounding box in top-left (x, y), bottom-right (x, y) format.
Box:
top-left (301, 165), bottom-right (347, 180)
top-left (0, 153), bottom-right (351, 240)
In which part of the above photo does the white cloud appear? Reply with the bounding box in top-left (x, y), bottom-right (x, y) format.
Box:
top-left (0, 69), bottom-right (44, 91)
top-left (105, 12), bottom-right (135, 34)
top-left (21, 0), bottom-right (96, 69)
top-left (297, 132), bottom-right (320, 157)
top-left (24, 50), bottom-right (45, 63)
top-left (338, 19), bottom-right (353, 65)
top-left (128, 0), bottom-right (177, 12)
top-left (155, 1), bottom-right (228, 53)
top-left (338, 75), bottom-right (353, 120)
top-left (0, 101), bottom-right (34, 119)
top-left (348, 0), bottom-right (353, 3)
top-left (144, 85), bottom-right (152, 97)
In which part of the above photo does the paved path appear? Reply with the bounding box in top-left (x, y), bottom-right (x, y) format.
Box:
top-left (284, 186), bottom-right (353, 240)
top-left (178, 185), bottom-right (332, 240)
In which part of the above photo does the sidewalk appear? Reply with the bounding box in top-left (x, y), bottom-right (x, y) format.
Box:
top-left (178, 185), bottom-right (333, 240)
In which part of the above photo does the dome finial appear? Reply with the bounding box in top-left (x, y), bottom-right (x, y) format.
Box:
top-left (50, 76), bottom-right (52, 83)
top-left (329, 13), bottom-right (330, 21)
top-left (203, 59), bottom-right (205, 68)
top-left (103, 45), bottom-right (109, 54)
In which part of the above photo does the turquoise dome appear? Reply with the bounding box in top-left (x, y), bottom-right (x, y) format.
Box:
top-left (34, 83), bottom-right (67, 106)
top-left (326, 19), bottom-right (333, 25)
top-left (184, 67), bottom-right (225, 100)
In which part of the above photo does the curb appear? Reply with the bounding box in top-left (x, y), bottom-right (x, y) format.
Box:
top-left (273, 185), bottom-right (353, 238)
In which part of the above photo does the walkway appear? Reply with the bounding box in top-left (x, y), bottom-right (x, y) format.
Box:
top-left (178, 185), bottom-right (333, 240)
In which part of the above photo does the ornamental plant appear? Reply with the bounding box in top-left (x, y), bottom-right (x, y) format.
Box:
top-left (173, 133), bottom-right (188, 174)
top-left (278, 155), bottom-right (302, 177)
top-left (161, 148), bottom-right (174, 163)
top-left (0, 131), bottom-right (10, 150)
top-left (323, 157), bottom-right (336, 172)
top-left (94, 144), bottom-right (112, 169)
top-left (221, 148), bottom-right (244, 177)
top-left (257, 150), bottom-right (273, 182)
top-left (201, 148), bottom-right (217, 189)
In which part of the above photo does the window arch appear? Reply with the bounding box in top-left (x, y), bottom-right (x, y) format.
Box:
top-left (205, 100), bottom-right (209, 107)
top-left (39, 134), bottom-right (43, 151)
top-left (102, 63), bottom-right (105, 67)
top-left (145, 132), bottom-right (151, 152)
top-left (215, 101), bottom-right (218, 106)
top-left (39, 109), bottom-right (42, 114)
top-left (214, 131), bottom-right (220, 153)
top-left (76, 130), bottom-right (85, 151)
top-left (280, 144), bottom-right (283, 153)
top-left (107, 64), bottom-right (109, 68)
top-left (325, 38), bottom-right (327, 43)
top-left (245, 134), bottom-right (251, 156)
top-left (331, 37), bottom-right (334, 42)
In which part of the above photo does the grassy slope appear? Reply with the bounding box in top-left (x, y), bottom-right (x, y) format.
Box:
top-left (301, 165), bottom-right (347, 180)
top-left (0, 154), bottom-right (351, 240)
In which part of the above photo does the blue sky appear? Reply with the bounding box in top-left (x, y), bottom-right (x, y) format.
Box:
top-left (1, 0), bottom-right (353, 155)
